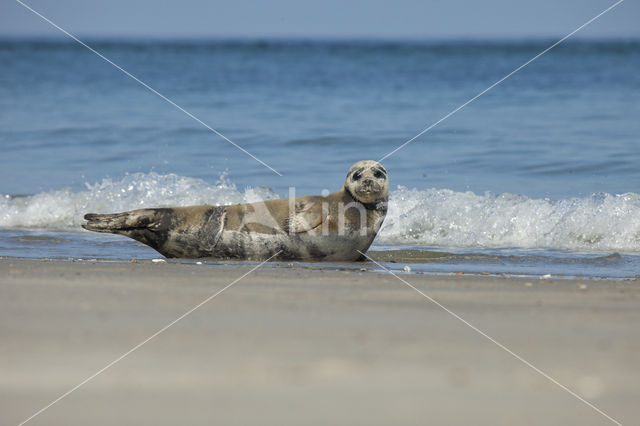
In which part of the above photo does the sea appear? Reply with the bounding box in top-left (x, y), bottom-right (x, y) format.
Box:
top-left (1, 38), bottom-right (639, 280)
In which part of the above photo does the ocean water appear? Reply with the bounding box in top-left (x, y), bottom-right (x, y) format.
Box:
top-left (1, 39), bottom-right (639, 279)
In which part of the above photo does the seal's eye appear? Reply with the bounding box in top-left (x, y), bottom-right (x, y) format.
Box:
top-left (373, 170), bottom-right (385, 179)
top-left (352, 171), bottom-right (362, 181)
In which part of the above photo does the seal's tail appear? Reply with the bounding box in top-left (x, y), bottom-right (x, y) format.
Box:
top-left (82, 209), bottom-right (163, 234)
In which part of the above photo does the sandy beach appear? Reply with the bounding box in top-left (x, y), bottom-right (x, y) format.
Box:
top-left (1, 259), bottom-right (638, 426)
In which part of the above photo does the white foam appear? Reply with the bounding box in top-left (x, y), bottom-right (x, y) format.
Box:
top-left (2, 174), bottom-right (640, 252)
top-left (379, 186), bottom-right (640, 252)
top-left (0, 172), bottom-right (278, 230)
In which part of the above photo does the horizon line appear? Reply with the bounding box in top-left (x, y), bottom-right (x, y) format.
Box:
top-left (1, 33), bottom-right (639, 43)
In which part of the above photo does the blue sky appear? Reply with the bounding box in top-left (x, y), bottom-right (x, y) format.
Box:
top-left (1, 0), bottom-right (638, 40)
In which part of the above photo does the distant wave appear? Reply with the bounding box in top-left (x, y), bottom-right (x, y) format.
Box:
top-left (2, 173), bottom-right (640, 252)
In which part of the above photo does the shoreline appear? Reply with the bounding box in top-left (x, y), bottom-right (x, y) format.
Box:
top-left (2, 250), bottom-right (637, 281)
top-left (2, 259), bottom-right (639, 425)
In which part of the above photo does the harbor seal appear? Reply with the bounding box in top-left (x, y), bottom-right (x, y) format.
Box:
top-left (82, 160), bottom-right (388, 261)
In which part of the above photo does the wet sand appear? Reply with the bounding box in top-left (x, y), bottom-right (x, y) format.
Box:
top-left (1, 259), bottom-right (639, 426)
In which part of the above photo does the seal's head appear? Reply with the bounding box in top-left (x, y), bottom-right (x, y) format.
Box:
top-left (344, 160), bottom-right (389, 205)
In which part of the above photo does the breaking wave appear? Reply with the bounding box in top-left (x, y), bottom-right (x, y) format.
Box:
top-left (0, 172), bottom-right (277, 230)
top-left (2, 173), bottom-right (640, 252)
top-left (380, 186), bottom-right (640, 252)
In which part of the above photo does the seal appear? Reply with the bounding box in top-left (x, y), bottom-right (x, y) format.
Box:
top-left (82, 160), bottom-right (388, 261)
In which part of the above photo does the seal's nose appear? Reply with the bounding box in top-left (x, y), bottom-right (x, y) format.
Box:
top-left (363, 178), bottom-right (373, 186)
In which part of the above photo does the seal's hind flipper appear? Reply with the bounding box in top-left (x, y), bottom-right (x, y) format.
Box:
top-left (83, 208), bottom-right (177, 256)
top-left (82, 210), bottom-right (160, 234)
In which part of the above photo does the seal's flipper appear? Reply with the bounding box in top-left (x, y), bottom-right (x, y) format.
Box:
top-left (285, 201), bottom-right (324, 233)
top-left (83, 209), bottom-right (165, 234)
top-left (83, 208), bottom-right (176, 254)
